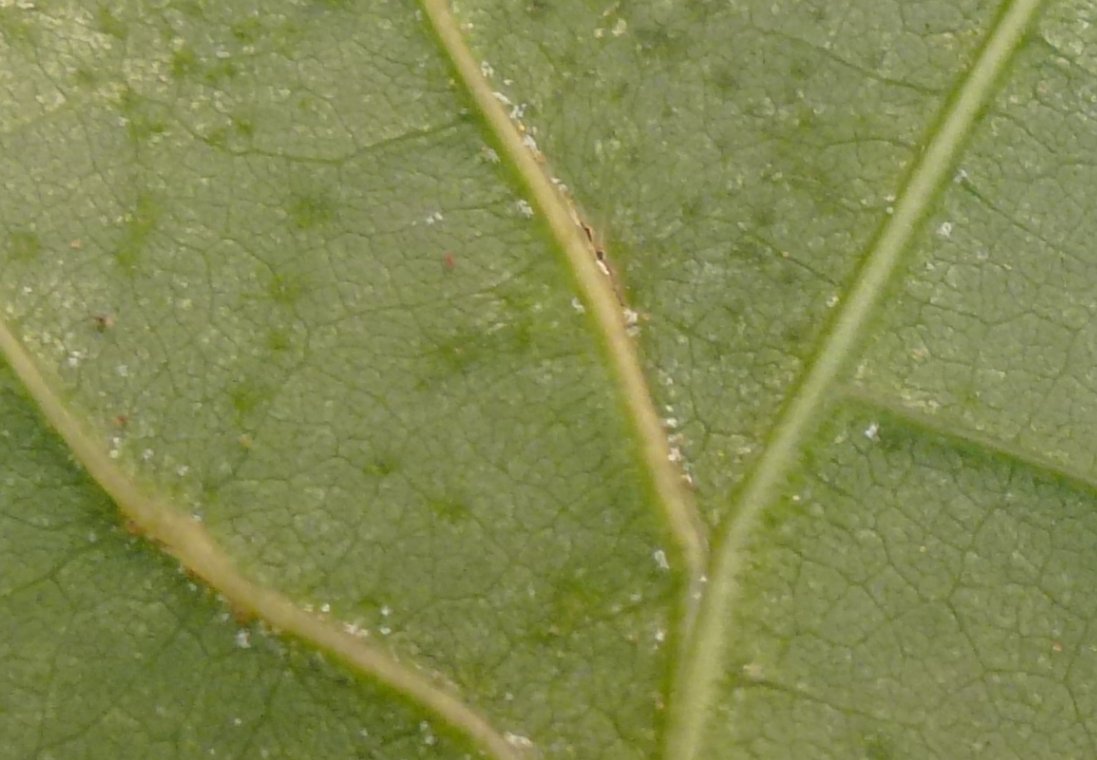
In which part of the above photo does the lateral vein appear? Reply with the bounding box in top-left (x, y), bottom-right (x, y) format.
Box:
top-left (0, 321), bottom-right (525, 760)
top-left (418, 1), bottom-right (709, 586)
top-left (662, 1), bottom-right (1047, 757)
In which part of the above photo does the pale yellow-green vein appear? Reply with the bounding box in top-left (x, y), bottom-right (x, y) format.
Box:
top-left (663, 0), bottom-right (1047, 757)
top-left (0, 321), bottom-right (526, 760)
top-left (418, 0), bottom-right (709, 591)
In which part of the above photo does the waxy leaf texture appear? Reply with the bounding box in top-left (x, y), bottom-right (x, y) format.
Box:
top-left (2, 1), bottom-right (1095, 758)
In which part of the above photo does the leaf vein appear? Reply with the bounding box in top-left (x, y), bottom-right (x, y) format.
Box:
top-left (663, 1), bottom-right (1048, 756)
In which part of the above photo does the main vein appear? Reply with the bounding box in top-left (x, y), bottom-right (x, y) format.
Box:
top-left (418, 1), bottom-right (709, 585)
top-left (0, 327), bottom-right (524, 759)
top-left (662, 0), bottom-right (1046, 756)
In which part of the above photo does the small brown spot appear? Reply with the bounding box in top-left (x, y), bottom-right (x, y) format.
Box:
top-left (112, 414), bottom-right (129, 428)
top-left (69, 239), bottom-right (83, 250)
top-left (92, 313), bottom-right (115, 332)
top-left (229, 602), bottom-right (256, 626)
top-left (442, 251), bottom-right (456, 270)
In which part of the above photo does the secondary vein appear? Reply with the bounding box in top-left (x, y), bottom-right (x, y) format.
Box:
top-left (0, 324), bottom-right (525, 760)
top-left (845, 384), bottom-right (1097, 497)
top-left (662, 1), bottom-right (1047, 757)
top-left (417, 2), bottom-right (709, 585)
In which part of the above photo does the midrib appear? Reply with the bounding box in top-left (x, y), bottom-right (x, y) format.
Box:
top-left (662, 0), bottom-right (1048, 757)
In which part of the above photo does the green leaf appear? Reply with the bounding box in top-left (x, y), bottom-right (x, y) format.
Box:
top-left (1, 1), bottom-right (1093, 758)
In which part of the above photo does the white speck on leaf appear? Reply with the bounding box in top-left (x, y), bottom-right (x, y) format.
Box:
top-left (505, 733), bottom-right (534, 749)
top-left (234, 629), bottom-right (251, 649)
top-left (937, 221), bottom-right (953, 239)
top-left (653, 548), bottom-right (670, 571)
top-left (516, 199), bottom-right (534, 218)
top-left (570, 297), bottom-right (585, 314)
top-left (864, 421), bottom-right (880, 441)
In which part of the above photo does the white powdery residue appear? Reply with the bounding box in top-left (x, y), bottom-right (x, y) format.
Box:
top-left (419, 721), bottom-right (436, 747)
top-left (654, 628), bottom-right (667, 644)
top-left (571, 297), bottom-right (585, 314)
top-left (424, 211), bottom-right (444, 225)
top-left (504, 733), bottom-right (534, 750)
top-left (234, 629), bottom-right (251, 649)
top-left (482, 146), bottom-right (500, 164)
top-left (521, 133), bottom-right (538, 152)
top-left (492, 90), bottom-right (512, 106)
top-left (516, 199), bottom-right (534, 219)
top-left (652, 548), bottom-right (670, 571)
top-left (480, 60), bottom-right (494, 78)
top-left (936, 221), bottom-right (953, 239)
top-left (864, 421), bottom-right (880, 441)
top-left (623, 308), bottom-right (639, 327)
top-left (667, 447), bottom-right (683, 463)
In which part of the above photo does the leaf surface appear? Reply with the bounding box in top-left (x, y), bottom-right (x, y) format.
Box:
top-left (2, 1), bottom-right (1095, 758)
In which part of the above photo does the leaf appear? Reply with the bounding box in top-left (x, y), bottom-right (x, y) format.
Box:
top-left (1, 1), bottom-right (1094, 758)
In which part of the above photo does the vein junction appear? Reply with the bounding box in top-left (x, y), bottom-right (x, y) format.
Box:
top-left (662, 0), bottom-right (1048, 756)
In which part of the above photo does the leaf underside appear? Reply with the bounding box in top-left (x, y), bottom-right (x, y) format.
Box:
top-left (3, 1), bottom-right (1096, 759)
